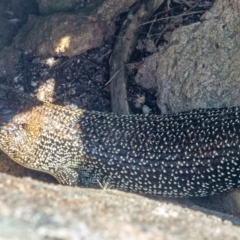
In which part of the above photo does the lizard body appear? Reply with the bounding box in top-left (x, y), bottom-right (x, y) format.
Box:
top-left (0, 85), bottom-right (240, 197)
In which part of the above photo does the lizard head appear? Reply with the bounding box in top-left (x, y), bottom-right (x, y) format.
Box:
top-left (0, 85), bottom-right (83, 184)
top-left (0, 85), bottom-right (43, 168)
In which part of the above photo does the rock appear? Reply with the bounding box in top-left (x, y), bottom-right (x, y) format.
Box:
top-left (1, 173), bottom-right (240, 239)
top-left (13, 14), bottom-right (115, 57)
top-left (36, 0), bottom-right (103, 15)
top-left (0, 0), bottom-right (38, 52)
top-left (0, 46), bottom-right (21, 77)
top-left (0, 18), bottom-right (18, 50)
top-left (189, 191), bottom-right (240, 217)
top-left (11, 0), bottom-right (39, 23)
top-left (36, 0), bottom-right (137, 19)
top-left (13, 0), bottom-right (137, 57)
top-left (0, 0), bottom-right (8, 16)
top-left (226, 190), bottom-right (240, 216)
top-left (96, 0), bottom-right (137, 21)
top-left (135, 0), bottom-right (240, 113)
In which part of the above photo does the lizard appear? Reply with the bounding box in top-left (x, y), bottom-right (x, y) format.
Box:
top-left (0, 84), bottom-right (240, 197)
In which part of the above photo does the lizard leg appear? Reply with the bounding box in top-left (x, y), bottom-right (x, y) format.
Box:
top-left (54, 167), bottom-right (79, 186)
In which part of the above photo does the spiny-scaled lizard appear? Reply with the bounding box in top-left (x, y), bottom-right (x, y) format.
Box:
top-left (0, 84), bottom-right (240, 197)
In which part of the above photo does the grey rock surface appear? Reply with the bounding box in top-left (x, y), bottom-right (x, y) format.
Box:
top-left (13, 0), bottom-right (137, 57)
top-left (0, 0), bottom-right (38, 54)
top-left (96, 0), bottom-right (137, 21)
top-left (135, 0), bottom-right (240, 113)
top-left (13, 13), bottom-right (115, 57)
top-left (0, 18), bottom-right (18, 50)
top-left (0, 46), bottom-right (21, 77)
top-left (11, 0), bottom-right (39, 23)
top-left (1, 173), bottom-right (240, 240)
top-left (36, 0), bottom-right (102, 15)
top-left (0, 0), bottom-right (8, 17)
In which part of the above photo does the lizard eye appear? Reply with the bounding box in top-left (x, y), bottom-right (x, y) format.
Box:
top-left (21, 123), bottom-right (28, 130)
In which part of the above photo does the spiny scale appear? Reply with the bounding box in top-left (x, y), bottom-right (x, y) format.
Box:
top-left (0, 85), bottom-right (240, 197)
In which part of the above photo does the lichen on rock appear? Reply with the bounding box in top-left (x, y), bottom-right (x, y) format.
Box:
top-left (136, 0), bottom-right (240, 113)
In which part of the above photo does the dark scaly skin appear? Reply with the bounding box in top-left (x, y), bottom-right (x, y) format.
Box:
top-left (0, 85), bottom-right (240, 197)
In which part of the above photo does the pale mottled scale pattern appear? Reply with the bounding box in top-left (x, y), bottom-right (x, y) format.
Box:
top-left (0, 85), bottom-right (240, 197)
